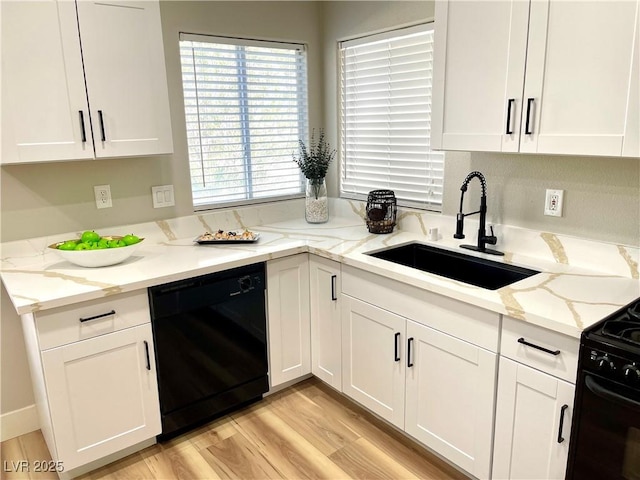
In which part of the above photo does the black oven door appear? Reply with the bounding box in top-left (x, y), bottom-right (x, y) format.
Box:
top-left (568, 372), bottom-right (640, 480)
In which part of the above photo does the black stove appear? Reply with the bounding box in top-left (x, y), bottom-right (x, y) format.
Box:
top-left (581, 300), bottom-right (640, 387)
top-left (567, 298), bottom-right (640, 480)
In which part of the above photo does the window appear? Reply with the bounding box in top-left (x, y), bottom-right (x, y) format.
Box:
top-left (339, 24), bottom-right (444, 211)
top-left (179, 34), bottom-right (308, 210)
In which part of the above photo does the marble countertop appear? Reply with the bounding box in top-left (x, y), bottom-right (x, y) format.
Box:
top-left (2, 205), bottom-right (639, 339)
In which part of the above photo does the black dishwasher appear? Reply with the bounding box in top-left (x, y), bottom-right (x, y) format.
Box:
top-left (148, 263), bottom-right (268, 440)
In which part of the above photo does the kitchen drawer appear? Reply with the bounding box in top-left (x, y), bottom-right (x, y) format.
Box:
top-left (501, 316), bottom-right (579, 383)
top-left (35, 291), bottom-right (150, 350)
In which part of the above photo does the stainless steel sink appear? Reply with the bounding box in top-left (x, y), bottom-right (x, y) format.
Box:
top-left (366, 242), bottom-right (540, 290)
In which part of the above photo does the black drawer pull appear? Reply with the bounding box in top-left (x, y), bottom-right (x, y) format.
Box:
top-left (525, 98), bottom-right (534, 135)
top-left (144, 340), bottom-right (151, 371)
top-left (79, 110), bottom-right (87, 143)
top-left (407, 337), bottom-right (414, 368)
top-left (331, 274), bottom-right (337, 301)
top-left (505, 98), bottom-right (515, 134)
top-left (79, 309), bottom-right (116, 323)
top-left (394, 332), bottom-right (400, 362)
top-left (557, 404), bottom-right (568, 443)
top-left (98, 110), bottom-right (106, 141)
top-left (517, 337), bottom-right (560, 356)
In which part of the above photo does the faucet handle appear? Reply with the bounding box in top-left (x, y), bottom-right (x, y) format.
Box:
top-left (485, 225), bottom-right (497, 245)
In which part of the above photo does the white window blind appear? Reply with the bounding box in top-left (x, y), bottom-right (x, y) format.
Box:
top-left (179, 34), bottom-right (308, 209)
top-left (340, 24), bottom-right (444, 210)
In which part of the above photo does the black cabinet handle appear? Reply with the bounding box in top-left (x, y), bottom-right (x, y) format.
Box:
top-left (517, 337), bottom-right (561, 356)
top-left (331, 274), bottom-right (337, 301)
top-left (407, 337), bottom-right (414, 368)
top-left (557, 404), bottom-right (568, 443)
top-left (98, 110), bottom-right (106, 141)
top-left (525, 98), bottom-right (534, 135)
top-left (394, 332), bottom-right (400, 362)
top-left (79, 309), bottom-right (116, 323)
top-left (505, 98), bottom-right (515, 134)
top-left (79, 110), bottom-right (87, 143)
top-left (144, 340), bottom-right (151, 371)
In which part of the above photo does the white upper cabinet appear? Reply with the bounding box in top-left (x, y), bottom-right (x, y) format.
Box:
top-left (432, 0), bottom-right (640, 158)
top-left (76, 1), bottom-right (173, 158)
top-left (1, 1), bottom-right (93, 163)
top-left (432, 0), bottom-right (529, 153)
top-left (1, 0), bottom-right (173, 165)
top-left (522, 0), bottom-right (639, 157)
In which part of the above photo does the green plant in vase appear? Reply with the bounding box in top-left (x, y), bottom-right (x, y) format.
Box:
top-left (293, 129), bottom-right (336, 223)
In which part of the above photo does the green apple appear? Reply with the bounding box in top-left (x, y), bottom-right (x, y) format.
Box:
top-left (58, 240), bottom-right (78, 251)
top-left (122, 234), bottom-right (140, 246)
top-left (81, 230), bottom-right (100, 244)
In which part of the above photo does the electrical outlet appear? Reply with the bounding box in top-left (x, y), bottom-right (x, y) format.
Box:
top-left (94, 185), bottom-right (112, 209)
top-left (544, 189), bottom-right (564, 217)
top-left (152, 185), bottom-right (175, 208)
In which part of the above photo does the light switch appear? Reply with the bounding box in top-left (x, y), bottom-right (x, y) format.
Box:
top-left (152, 185), bottom-right (175, 208)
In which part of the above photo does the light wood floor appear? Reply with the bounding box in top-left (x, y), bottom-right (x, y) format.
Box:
top-left (1, 378), bottom-right (469, 480)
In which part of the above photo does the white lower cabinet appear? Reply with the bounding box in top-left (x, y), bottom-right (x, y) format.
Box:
top-left (405, 319), bottom-right (496, 478)
top-left (20, 291), bottom-right (161, 477)
top-left (341, 292), bottom-right (496, 479)
top-left (493, 316), bottom-right (578, 480)
top-left (342, 295), bottom-right (406, 428)
top-left (492, 357), bottom-right (575, 480)
top-left (309, 256), bottom-right (342, 391)
top-left (41, 324), bottom-right (161, 471)
top-left (267, 254), bottom-right (311, 388)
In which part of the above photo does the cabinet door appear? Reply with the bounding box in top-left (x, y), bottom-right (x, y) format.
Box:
top-left (76, 0), bottom-right (173, 158)
top-left (492, 357), bottom-right (575, 480)
top-left (267, 254), bottom-right (311, 388)
top-left (309, 256), bottom-right (342, 391)
top-left (405, 320), bottom-right (496, 479)
top-left (41, 323), bottom-right (161, 470)
top-left (1, 0), bottom-right (93, 164)
top-left (341, 295), bottom-right (405, 429)
top-left (432, 0), bottom-right (529, 152)
top-left (521, 0), bottom-right (640, 156)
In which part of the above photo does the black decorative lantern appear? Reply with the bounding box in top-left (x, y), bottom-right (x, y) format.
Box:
top-left (365, 190), bottom-right (397, 234)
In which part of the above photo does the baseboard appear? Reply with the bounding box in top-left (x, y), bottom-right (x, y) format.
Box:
top-left (1, 404), bottom-right (39, 441)
top-left (266, 373), bottom-right (313, 396)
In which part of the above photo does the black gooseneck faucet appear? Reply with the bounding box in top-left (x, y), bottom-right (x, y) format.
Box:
top-left (454, 171), bottom-right (504, 256)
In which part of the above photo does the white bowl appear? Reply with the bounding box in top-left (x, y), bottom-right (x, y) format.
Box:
top-left (48, 237), bottom-right (144, 268)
